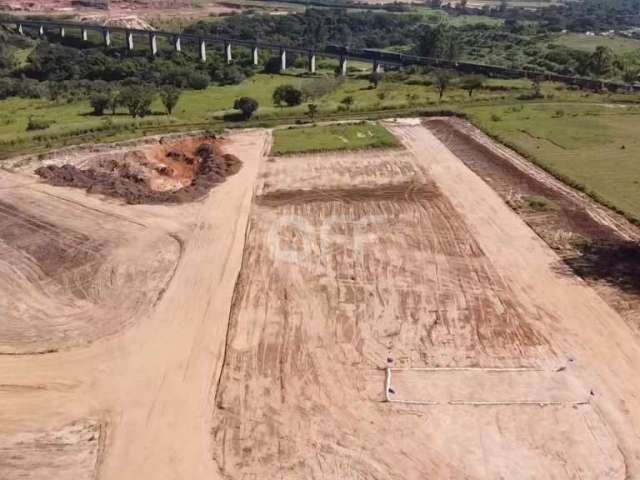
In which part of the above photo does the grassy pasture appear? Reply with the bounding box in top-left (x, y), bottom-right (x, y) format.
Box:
top-left (466, 103), bottom-right (640, 222)
top-left (550, 33), bottom-right (640, 55)
top-left (271, 122), bottom-right (399, 155)
top-left (2, 70), bottom-right (640, 223)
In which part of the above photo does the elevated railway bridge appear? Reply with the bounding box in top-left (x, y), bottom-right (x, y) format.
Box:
top-left (1, 18), bottom-right (637, 93)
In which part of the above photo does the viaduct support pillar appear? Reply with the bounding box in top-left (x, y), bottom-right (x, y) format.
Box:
top-left (199, 39), bottom-right (207, 62)
top-left (339, 55), bottom-right (348, 76)
top-left (174, 36), bottom-right (182, 52)
top-left (149, 33), bottom-right (158, 56)
top-left (308, 52), bottom-right (316, 73)
top-left (81, 28), bottom-right (88, 41)
top-left (279, 47), bottom-right (287, 72)
top-left (126, 31), bottom-right (134, 51)
top-left (252, 46), bottom-right (259, 66)
top-left (59, 27), bottom-right (65, 38)
top-left (103, 29), bottom-right (111, 47)
top-left (224, 41), bottom-right (232, 64)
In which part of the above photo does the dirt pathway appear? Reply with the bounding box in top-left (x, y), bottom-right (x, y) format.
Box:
top-left (388, 119), bottom-right (640, 474)
top-left (0, 129), bottom-right (269, 480)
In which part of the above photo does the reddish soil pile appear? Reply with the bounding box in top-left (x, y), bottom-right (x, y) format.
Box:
top-left (35, 138), bottom-right (241, 204)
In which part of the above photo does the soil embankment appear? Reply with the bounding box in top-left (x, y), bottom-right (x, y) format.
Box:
top-left (424, 117), bottom-right (640, 331)
top-left (35, 137), bottom-right (241, 204)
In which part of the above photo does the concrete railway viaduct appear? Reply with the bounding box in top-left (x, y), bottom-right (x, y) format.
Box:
top-left (1, 18), bottom-right (638, 92)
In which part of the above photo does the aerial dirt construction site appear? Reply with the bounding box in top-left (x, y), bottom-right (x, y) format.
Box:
top-left (2, 119), bottom-right (640, 479)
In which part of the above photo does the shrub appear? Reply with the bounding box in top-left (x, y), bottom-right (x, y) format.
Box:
top-left (160, 86), bottom-right (181, 115)
top-left (26, 117), bottom-right (52, 131)
top-left (90, 93), bottom-right (110, 116)
top-left (233, 96), bottom-right (259, 119)
top-left (273, 85), bottom-right (303, 107)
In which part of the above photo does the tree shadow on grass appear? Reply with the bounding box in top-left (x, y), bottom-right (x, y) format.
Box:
top-left (222, 112), bottom-right (248, 122)
top-left (557, 240), bottom-right (640, 296)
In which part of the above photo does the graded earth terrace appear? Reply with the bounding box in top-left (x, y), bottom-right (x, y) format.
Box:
top-left (1, 122), bottom-right (640, 479)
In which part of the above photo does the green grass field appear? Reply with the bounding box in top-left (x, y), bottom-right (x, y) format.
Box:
top-left (0, 73), bottom-right (562, 151)
top-left (2, 69), bottom-right (640, 223)
top-left (271, 122), bottom-right (399, 155)
top-left (465, 103), bottom-right (640, 222)
top-left (550, 33), bottom-right (640, 55)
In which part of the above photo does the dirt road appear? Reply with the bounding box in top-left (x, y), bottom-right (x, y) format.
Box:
top-left (0, 129), bottom-right (269, 480)
top-left (2, 122), bottom-right (640, 478)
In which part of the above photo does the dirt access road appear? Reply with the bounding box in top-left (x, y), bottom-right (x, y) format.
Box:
top-left (2, 121), bottom-right (640, 478)
top-left (0, 129), bottom-right (269, 479)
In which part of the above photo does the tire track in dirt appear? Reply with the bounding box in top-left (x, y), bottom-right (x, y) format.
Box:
top-left (210, 144), bottom-right (613, 479)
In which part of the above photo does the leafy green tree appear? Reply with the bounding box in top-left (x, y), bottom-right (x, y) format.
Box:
top-left (273, 84), bottom-right (303, 107)
top-left (160, 86), bottom-right (181, 115)
top-left (622, 66), bottom-right (639, 84)
top-left (119, 86), bottom-right (156, 118)
top-left (460, 75), bottom-right (485, 97)
top-left (340, 95), bottom-right (354, 110)
top-left (589, 46), bottom-right (615, 76)
top-left (307, 103), bottom-right (318, 121)
top-left (90, 92), bottom-right (110, 116)
top-left (433, 70), bottom-right (453, 101)
top-left (108, 89), bottom-right (120, 115)
top-left (368, 72), bottom-right (383, 89)
top-left (416, 25), bottom-right (461, 61)
top-left (233, 96), bottom-right (259, 119)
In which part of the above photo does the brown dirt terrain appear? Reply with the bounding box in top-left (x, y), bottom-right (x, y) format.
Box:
top-left (209, 125), bottom-right (639, 478)
top-left (0, 0), bottom-right (240, 21)
top-left (3, 123), bottom-right (640, 479)
top-left (0, 179), bottom-right (179, 354)
top-left (35, 136), bottom-right (241, 204)
top-left (424, 117), bottom-right (640, 332)
top-left (0, 129), bottom-right (268, 480)
top-left (0, 419), bottom-right (104, 480)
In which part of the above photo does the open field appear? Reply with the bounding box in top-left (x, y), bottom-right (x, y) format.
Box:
top-left (550, 33), bottom-right (640, 55)
top-left (2, 72), bottom-right (635, 154)
top-left (465, 103), bottom-right (640, 222)
top-left (2, 121), bottom-right (640, 478)
top-left (271, 121), bottom-right (399, 155)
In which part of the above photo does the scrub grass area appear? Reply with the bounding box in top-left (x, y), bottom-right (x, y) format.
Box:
top-left (3, 70), bottom-right (640, 224)
top-left (465, 103), bottom-right (640, 222)
top-left (550, 33), bottom-right (640, 55)
top-left (271, 122), bottom-right (399, 155)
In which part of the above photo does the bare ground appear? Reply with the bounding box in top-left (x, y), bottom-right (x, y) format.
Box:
top-left (2, 122), bottom-right (640, 479)
top-left (423, 117), bottom-right (640, 334)
top-left (209, 122), bottom-right (637, 478)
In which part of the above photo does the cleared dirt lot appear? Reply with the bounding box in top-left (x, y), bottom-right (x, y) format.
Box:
top-left (2, 122), bottom-right (640, 479)
top-left (0, 129), bottom-right (268, 480)
top-left (210, 121), bottom-right (638, 478)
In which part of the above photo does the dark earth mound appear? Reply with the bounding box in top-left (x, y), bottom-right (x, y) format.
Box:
top-left (35, 141), bottom-right (242, 205)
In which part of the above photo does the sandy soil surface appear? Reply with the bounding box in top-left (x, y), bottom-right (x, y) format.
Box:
top-left (424, 117), bottom-right (640, 334)
top-left (0, 419), bottom-right (104, 480)
top-left (2, 122), bottom-right (640, 479)
top-left (0, 0), bottom-right (240, 22)
top-left (208, 123), bottom-right (640, 479)
top-left (0, 129), bottom-right (269, 480)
